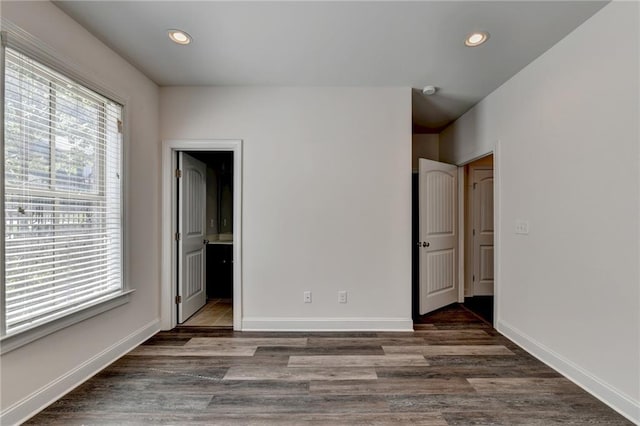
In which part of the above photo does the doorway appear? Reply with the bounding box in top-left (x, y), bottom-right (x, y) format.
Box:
top-left (160, 139), bottom-right (242, 331)
top-left (463, 154), bottom-right (494, 324)
top-left (177, 151), bottom-right (234, 327)
top-left (412, 153), bottom-right (496, 326)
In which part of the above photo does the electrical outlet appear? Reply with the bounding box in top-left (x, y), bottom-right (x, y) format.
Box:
top-left (515, 219), bottom-right (530, 235)
top-left (338, 291), bottom-right (347, 304)
top-left (304, 291), bottom-right (312, 303)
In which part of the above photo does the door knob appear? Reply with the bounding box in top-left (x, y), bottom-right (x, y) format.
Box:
top-left (423, 242), bottom-right (430, 247)
top-left (203, 239), bottom-right (209, 245)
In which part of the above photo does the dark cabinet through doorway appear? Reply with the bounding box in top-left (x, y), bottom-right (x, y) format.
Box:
top-left (206, 244), bottom-right (233, 299)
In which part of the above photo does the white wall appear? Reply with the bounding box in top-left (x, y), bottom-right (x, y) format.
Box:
top-left (161, 87), bottom-right (413, 330)
top-left (440, 2), bottom-right (639, 422)
top-left (412, 134), bottom-right (439, 170)
top-left (0, 2), bottom-right (161, 423)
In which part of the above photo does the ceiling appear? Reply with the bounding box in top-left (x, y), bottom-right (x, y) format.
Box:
top-left (53, 1), bottom-right (607, 132)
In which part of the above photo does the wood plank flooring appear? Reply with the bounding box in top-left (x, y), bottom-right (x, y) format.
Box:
top-left (25, 304), bottom-right (632, 425)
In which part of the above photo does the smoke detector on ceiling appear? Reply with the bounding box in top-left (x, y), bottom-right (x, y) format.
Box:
top-left (422, 86), bottom-right (438, 96)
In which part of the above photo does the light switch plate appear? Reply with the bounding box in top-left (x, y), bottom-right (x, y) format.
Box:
top-left (515, 220), bottom-right (529, 235)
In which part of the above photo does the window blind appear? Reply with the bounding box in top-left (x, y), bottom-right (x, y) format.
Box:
top-left (3, 47), bottom-right (124, 335)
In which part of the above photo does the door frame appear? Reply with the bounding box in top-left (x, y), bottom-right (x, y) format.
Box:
top-left (463, 156), bottom-right (494, 298)
top-left (470, 166), bottom-right (494, 296)
top-left (161, 139), bottom-right (243, 330)
top-left (455, 143), bottom-right (500, 327)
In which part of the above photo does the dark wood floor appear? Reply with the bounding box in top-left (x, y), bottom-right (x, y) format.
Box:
top-left (27, 304), bottom-right (631, 425)
top-left (463, 296), bottom-right (494, 325)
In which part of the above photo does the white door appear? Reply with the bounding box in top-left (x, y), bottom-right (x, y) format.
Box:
top-left (178, 152), bottom-right (207, 323)
top-left (419, 158), bottom-right (458, 315)
top-left (472, 168), bottom-right (494, 295)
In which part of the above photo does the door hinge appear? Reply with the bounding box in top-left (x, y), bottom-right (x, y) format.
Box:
top-left (175, 232), bottom-right (181, 241)
top-left (117, 119), bottom-right (123, 134)
top-left (473, 229), bottom-right (476, 236)
top-left (473, 182), bottom-right (477, 189)
top-left (175, 295), bottom-right (182, 304)
top-left (175, 169), bottom-right (182, 178)
top-left (473, 274), bottom-right (475, 282)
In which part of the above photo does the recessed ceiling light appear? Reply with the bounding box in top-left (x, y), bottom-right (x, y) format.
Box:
top-left (465, 31), bottom-right (489, 47)
top-left (422, 85), bottom-right (438, 96)
top-left (168, 29), bottom-right (192, 45)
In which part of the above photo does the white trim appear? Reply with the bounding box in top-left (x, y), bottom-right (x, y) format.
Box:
top-left (497, 320), bottom-right (640, 424)
top-left (0, 290), bottom-right (134, 355)
top-left (493, 140), bottom-right (501, 328)
top-left (455, 152), bottom-right (497, 306)
top-left (161, 139), bottom-right (242, 331)
top-left (457, 167), bottom-right (465, 303)
top-left (242, 317), bottom-right (413, 332)
top-left (0, 319), bottom-right (160, 426)
top-left (469, 164), bottom-right (493, 297)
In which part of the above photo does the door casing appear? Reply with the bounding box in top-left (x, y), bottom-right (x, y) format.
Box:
top-left (471, 167), bottom-right (494, 296)
top-left (161, 139), bottom-right (242, 330)
top-left (455, 146), bottom-right (499, 327)
top-left (462, 155), bottom-right (495, 298)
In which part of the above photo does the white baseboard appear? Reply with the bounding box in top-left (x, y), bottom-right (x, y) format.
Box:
top-left (472, 283), bottom-right (494, 296)
top-left (242, 317), bottom-right (414, 331)
top-left (498, 320), bottom-right (640, 424)
top-left (1, 319), bottom-right (160, 426)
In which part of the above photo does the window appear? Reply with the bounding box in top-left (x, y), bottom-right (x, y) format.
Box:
top-left (1, 44), bottom-right (125, 341)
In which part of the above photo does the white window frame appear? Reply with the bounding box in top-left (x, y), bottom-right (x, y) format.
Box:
top-left (0, 25), bottom-right (132, 355)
